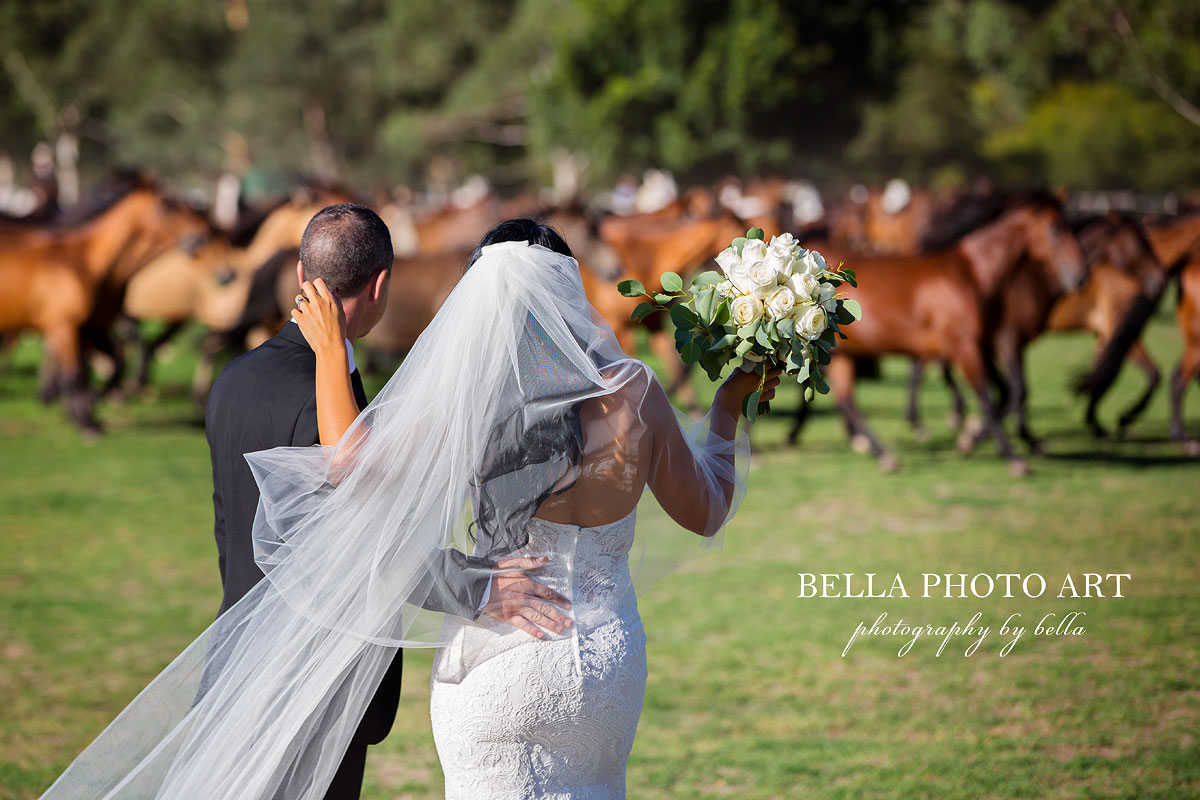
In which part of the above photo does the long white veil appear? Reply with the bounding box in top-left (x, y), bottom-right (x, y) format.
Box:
top-left (40, 241), bottom-right (750, 799)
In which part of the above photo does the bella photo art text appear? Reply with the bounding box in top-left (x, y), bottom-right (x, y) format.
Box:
top-left (796, 572), bottom-right (1132, 658)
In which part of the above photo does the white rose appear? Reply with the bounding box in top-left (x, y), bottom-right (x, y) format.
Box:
top-left (764, 285), bottom-right (796, 320)
top-left (817, 281), bottom-right (837, 312)
top-left (715, 247), bottom-right (741, 275)
top-left (725, 259), bottom-right (755, 294)
top-left (741, 238), bottom-right (767, 263)
top-left (747, 262), bottom-right (779, 298)
top-left (769, 232), bottom-right (797, 251)
top-left (794, 304), bottom-right (828, 340)
top-left (787, 271), bottom-right (820, 302)
top-left (764, 243), bottom-right (796, 279)
top-left (730, 294), bottom-right (764, 327)
top-left (715, 279), bottom-right (737, 298)
top-left (796, 249), bottom-right (827, 277)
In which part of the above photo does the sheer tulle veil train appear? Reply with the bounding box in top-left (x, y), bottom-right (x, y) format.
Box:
top-left (39, 240), bottom-right (749, 799)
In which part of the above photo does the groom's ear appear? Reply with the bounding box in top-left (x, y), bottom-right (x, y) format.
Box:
top-left (371, 268), bottom-right (390, 304)
top-left (295, 260), bottom-right (305, 288)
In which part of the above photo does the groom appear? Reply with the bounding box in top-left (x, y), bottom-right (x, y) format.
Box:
top-left (205, 203), bottom-right (572, 799)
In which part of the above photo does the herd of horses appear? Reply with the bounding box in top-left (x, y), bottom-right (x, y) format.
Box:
top-left (2, 170), bottom-right (1199, 475)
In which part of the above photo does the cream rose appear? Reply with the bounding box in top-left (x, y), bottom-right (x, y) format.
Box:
top-left (764, 285), bottom-right (797, 319)
top-left (715, 279), bottom-right (737, 298)
top-left (731, 294), bottom-right (764, 327)
top-left (794, 304), bottom-right (828, 340)
top-left (747, 262), bottom-right (779, 298)
top-left (787, 271), bottom-right (820, 302)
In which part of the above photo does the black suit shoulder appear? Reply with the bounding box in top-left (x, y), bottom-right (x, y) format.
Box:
top-left (207, 336), bottom-right (317, 437)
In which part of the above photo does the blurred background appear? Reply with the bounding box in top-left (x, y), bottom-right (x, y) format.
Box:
top-left (2, 1), bottom-right (1199, 797)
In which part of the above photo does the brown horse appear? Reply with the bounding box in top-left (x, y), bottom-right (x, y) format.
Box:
top-left (1171, 259), bottom-right (1200, 452)
top-left (1069, 212), bottom-right (1200, 451)
top-left (907, 213), bottom-right (1167, 445)
top-left (0, 176), bottom-right (211, 430)
top-left (806, 195), bottom-right (1087, 474)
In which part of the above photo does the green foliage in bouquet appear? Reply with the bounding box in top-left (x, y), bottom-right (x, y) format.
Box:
top-left (618, 228), bottom-right (861, 422)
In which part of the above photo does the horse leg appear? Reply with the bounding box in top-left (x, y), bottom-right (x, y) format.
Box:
top-left (906, 358), bottom-right (928, 440)
top-left (829, 354), bottom-right (896, 471)
top-left (943, 361), bottom-right (967, 432)
top-left (37, 349), bottom-right (62, 404)
top-left (957, 344), bottom-right (1027, 475)
top-left (135, 320), bottom-right (187, 392)
top-left (86, 325), bottom-right (127, 399)
top-left (1115, 342), bottom-right (1159, 438)
top-left (1170, 345), bottom-right (1200, 452)
top-left (787, 393), bottom-right (811, 446)
top-left (1008, 344), bottom-right (1042, 456)
top-left (44, 325), bottom-right (99, 436)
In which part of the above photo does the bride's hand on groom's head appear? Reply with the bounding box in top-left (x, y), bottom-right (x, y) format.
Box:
top-left (291, 278), bottom-right (347, 356)
top-left (482, 556), bottom-right (574, 640)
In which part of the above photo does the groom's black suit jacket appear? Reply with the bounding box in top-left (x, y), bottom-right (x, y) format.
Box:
top-left (205, 322), bottom-right (486, 746)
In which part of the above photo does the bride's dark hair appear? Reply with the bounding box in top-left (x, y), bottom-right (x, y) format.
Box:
top-left (467, 218), bottom-right (573, 268)
top-left (466, 219), bottom-right (588, 553)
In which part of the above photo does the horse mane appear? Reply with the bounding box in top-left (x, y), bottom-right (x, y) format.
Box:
top-left (919, 188), bottom-right (1062, 252)
top-left (226, 196), bottom-right (291, 248)
top-left (56, 168), bottom-right (155, 226)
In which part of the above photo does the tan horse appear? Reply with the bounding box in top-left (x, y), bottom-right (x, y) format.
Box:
top-left (122, 234), bottom-right (250, 391)
top-left (0, 177), bottom-right (211, 430)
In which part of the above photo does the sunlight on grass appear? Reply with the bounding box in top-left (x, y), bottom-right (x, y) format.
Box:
top-left (2, 316), bottom-right (1198, 799)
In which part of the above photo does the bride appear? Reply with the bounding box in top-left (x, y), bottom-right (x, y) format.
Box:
top-left (39, 218), bottom-right (779, 799)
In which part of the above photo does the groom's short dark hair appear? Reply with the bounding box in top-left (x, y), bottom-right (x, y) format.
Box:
top-left (299, 203), bottom-right (393, 296)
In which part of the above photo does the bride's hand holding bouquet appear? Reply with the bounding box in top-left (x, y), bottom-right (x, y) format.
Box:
top-left (618, 228), bottom-right (861, 421)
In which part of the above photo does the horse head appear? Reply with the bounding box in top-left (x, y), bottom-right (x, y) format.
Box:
top-left (1019, 193), bottom-right (1088, 294)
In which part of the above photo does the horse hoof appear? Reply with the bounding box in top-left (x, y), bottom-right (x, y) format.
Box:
top-left (956, 431), bottom-right (976, 455)
top-left (1185, 440), bottom-right (1200, 458)
top-left (912, 425), bottom-right (930, 443)
top-left (850, 434), bottom-right (873, 455)
top-left (1088, 423), bottom-right (1109, 439)
top-left (878, 453), bottom-right (900, 473)
top-left (1009, 459), bottom-right (1031, 478)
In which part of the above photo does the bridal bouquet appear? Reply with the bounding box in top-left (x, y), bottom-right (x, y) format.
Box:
top-left (618, 229), bottom-right (860, 421)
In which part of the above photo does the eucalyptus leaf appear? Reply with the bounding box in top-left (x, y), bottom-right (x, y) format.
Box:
top-left (841, 298), bottom-right (862, 320)
top-left (661, 271), bottom-right (683, 292)
top-left (631, 302), bottom-right (657, 322)
top-left (617, 279), bottom-right (645, 298)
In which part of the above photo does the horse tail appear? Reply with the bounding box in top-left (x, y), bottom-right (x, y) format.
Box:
top-left (1071, 250), bottom-right (1192, 398)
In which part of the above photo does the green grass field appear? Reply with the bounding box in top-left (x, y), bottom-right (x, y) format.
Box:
top-left (2, 317), bottom-right (1198, 799)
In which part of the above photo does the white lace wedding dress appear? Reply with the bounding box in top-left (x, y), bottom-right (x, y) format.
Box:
top-left (430, 508), bottom-right (646, 799)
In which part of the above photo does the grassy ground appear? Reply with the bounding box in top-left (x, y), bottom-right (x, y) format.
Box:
top-left (2, 316), bottom-right (1198, 799)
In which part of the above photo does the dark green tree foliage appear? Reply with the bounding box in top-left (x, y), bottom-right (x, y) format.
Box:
top-left (532, 0), bottom-right (913, 181)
